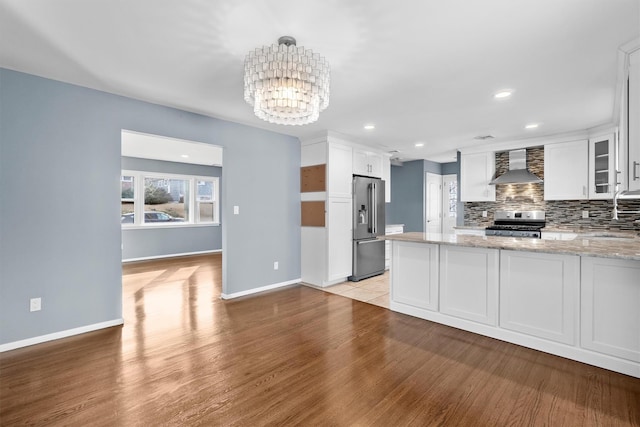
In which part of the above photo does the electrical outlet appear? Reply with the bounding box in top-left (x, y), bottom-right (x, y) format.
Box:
top-left (273, 261), bottom-right (279, 270)
top-left (482, 211), bottom-right (488, 218)
top-left (233, 206), bottom-right (240, 215)
top-left (582, 210), bottom-right (589, 219)
top-left (30, 297), bottom-right (41, 312)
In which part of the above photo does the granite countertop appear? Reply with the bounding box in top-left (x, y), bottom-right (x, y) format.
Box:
top-left (382, 232), bottom-right (640, 261)
top-left (453, 225), bottom-right (486, 230)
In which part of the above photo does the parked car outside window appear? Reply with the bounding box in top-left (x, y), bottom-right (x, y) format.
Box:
top-left (121, 212), bottom-right (185, 224)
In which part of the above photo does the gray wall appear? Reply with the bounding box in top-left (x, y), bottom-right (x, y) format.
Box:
top-left (0, 68), bottom-right (301, 346)
top-left (120, 157), bottom-right (223, 260)
top-left (387, 159), bottom-right (461, 231)
top-left (387, 160), bottom-right (425, 232)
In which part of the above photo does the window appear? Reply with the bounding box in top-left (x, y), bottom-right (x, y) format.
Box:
top-left (196, 179), bottom-right (217, 223)
top-left (121, 171), bottom-right (219, 227)
top-left (121, 175), bottom-right (135, 221)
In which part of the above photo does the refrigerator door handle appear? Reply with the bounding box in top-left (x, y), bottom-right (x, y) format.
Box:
top-left (356, 238), bottom-right (381, 245)
top-left (371, 182), bottom-right (377, 234)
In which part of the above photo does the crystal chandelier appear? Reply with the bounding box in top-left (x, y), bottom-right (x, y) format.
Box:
top-left (244, 36), bottom-right (330, 126)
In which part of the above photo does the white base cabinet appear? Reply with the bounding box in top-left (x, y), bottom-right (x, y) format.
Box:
top-left (499, 250), bottom-right (579, 345)
top-left (326, 198), bottom-right (352, 282)
top-left (391, 241), bottom-right (439, 312)
top-left (388, 240), bottom-right (640, 377)
top-left (581, 257), bottom-right (640, 362)
top-left (439, 245), bottom-right (499, 325)
top-left (384, 225), bottom-right (404, 270)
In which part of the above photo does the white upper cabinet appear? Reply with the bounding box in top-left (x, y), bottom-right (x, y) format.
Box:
top-left (327, 142), bottom-right (353, 199)
top-left (588, 133), bottom-right (616, 199)
top-left (460, 152), bottom-right (496, 202)
top-left (381, 154), bottom-right (391, 203)
top-left (629, 49), bottom-right (640, 191)
top-left (353, 148), bottom-right (383, 178)
top-left (544, 140), bottom-right (588, 200)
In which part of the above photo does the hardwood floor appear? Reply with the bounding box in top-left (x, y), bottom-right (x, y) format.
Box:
top-left (1, 253), bottom-right (639, 425)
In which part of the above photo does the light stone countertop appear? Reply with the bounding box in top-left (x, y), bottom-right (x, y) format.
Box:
top-left (382, 232), bottom-right (640, 261)
top-left (453, 225), bottom-right (486, 230)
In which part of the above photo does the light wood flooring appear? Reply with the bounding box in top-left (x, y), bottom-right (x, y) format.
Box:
top-left (1, 253), bottom-right (639, 425)
top-left (305, 271), bottom-right (390, 309)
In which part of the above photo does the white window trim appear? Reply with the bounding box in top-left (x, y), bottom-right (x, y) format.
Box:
top-left (121, 170), bottom-right (220, 228)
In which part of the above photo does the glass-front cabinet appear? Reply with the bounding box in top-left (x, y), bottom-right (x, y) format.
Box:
top-left (588, 133), bottom-right (616, 199)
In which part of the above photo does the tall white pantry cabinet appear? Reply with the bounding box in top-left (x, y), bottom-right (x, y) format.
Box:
top-left (301, 134), bottom-right (391, 287)
top-left (628, 49), bottom-right (640, 191)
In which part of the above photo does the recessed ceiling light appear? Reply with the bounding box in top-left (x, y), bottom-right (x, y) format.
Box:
top-left (181, 154), bottom-right (189, 158)
top-left (415, 142), bottom-right (424, 148)
top-left (525, 123), bottom-right (539, 129)
top-left (363, 124), bottom-right (375, 130)
top-left (494, 90), bottom-right (513, 99)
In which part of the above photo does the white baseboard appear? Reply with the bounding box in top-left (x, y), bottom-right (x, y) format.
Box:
top-left (221, 278), bottom-right (301, 300)
top-left (122, 249), bottom-right (221, 263)
top-left (0, 318), bottom-right (124, 353)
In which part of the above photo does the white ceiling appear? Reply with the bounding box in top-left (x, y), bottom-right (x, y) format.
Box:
top-left (1, 0), bottom-right (638, 162)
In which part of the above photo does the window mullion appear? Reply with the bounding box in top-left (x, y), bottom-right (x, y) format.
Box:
top-left (190, 178), bottom-right (196, 223)
top-left (136, 173), bottom-right (144, 225)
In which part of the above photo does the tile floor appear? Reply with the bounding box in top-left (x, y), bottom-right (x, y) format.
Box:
top-left (305, 271), bottom-right (390, 309)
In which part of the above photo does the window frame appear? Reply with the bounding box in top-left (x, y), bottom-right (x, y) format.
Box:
top-left (121, 169), bottom-right (220, 228)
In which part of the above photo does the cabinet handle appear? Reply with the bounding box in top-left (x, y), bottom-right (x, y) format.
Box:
top-left (634, 161), bottom-right (640, 181)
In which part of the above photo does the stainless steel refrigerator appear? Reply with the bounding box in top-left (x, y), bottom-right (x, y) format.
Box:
top-left (349, 176), bottom-right (386, 282)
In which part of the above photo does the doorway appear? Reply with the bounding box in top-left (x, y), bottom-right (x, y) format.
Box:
top-left (442, 174), bottom-right (458, 234)
top-left (425, 173), bottom-right (457, 234)
top-left (425, 173), bottom-right (442, 233)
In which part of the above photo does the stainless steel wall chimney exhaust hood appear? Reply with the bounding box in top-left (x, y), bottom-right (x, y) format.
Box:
top-left (489, 149), bottom-right (543, 185)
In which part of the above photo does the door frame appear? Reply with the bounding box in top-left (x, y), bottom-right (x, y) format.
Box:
top-left (424, 172), bottom-right (442, 233)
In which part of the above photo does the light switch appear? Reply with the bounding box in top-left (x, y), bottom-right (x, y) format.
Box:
top-left (234, 206), bottom-right (239, 215)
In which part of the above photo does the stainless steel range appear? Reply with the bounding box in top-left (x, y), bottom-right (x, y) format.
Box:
top-left (485, 210), bottom-right (545, 238)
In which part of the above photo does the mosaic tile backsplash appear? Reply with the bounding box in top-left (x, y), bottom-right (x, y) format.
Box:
top-left (464, 147), bottom-right (640, 231)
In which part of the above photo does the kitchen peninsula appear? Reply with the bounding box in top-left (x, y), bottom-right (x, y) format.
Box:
top-left (384, 232), bottom-right (640, 378)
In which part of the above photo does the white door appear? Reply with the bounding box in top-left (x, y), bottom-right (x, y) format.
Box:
top-left (442, 174), bottom-right (457, 234)
top-left (425, 173), bottom-right (442, 234)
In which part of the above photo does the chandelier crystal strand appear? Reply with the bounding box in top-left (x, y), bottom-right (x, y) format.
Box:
top-left (244, 36), bottom-right (330, 125)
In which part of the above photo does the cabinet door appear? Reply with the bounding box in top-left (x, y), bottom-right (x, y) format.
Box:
top-left (352, 148), bottom-right (369, 176)
top-left (629, 50), bottom-right (640, 191)
top-left (391, 241), bottom-right (439, 311)
top-left (327, 143), bottom-right (353, 199)
top-left (368, 152), bottom-right (383, 178)
top-left (326, 198), bottom-right (352, 281)
top-left (460, 152), bottom-right (496, 201)
top-left (588, 134), bottom-right (616, 199)
top-left (544, 140), bottom-right (588, 200)
top-left (381, 155), bottom-right (391, 203)
top-left (440, 246), bottom-right (499, 325)
top-left (581, 257), bottom-right (640, 362)
top-left (500, 250), bottom-right (579, 345)
top-left (353, 148), bottom-right (383, 178)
